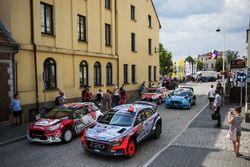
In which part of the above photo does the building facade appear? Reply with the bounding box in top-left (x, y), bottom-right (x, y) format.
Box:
top-left (0, 0), bottom-right (160, 122)
top-left (197, 53), bottom-right (217, 71)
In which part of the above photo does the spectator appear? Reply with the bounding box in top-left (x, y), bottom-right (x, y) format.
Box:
top-left (227, 106), bottom-right (244, 157)
top-left (103, 89), bottom-right (112, 111)
top-left (208, 85), bottom-right (215, 109)
top-left (95, 89), bottom-right (103, 107)
top-left (120, 84), bottom-right (127, 104)
top-left (82, 86), bottom-right (88, 102)
top-left (11, 94), bottom-right (22, 126)
top-left (113, 85), bottom-right (120, 106)
top-left (213, 89), bottom-right (222, 128)
top-left (55, 89), bottom-right (66, 106)
top-left (216, 83), bottom-right (224, 106)
top-left (86, 88), bottom-right (93, 102)
top-left (139, 81), bottom-right (145, 97)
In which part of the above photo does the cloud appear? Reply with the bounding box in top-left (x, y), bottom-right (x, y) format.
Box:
top-left (153, 0), bottom-right (250, 62)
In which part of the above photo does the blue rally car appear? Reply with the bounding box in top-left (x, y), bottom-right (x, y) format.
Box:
top-left (165, 87), bottom-right (196, 109)
top-left (81, 101), bottom-right (161, 158)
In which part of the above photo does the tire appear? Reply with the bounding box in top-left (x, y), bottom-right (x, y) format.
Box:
top-left (154, 122), bottom-right (161, 139)
top-left (62, 127), bottom-right (73, 143)
top-left (126, 138), bottom-right (137, 158)
top-left (193, 99), bottom-right (196, 105)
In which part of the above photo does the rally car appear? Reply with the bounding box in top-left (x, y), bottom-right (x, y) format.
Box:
top-left (141, 87), bottom-right (169, 104)
top-left (27, 102), bottom-right (103, 144)
top-left (165, 87), bottom-right (196, 109)
top-left (81, 102), bottom-right (162, 158)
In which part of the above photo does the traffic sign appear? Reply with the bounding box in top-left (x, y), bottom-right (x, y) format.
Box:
top-left (237, 72), bottom-right (246, 82)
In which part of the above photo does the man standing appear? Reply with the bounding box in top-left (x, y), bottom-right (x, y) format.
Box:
top-left (214, 90), bottom-right (222, 127)
top-left (139, 81), bottom-right (145, 97)
top-left (208, 85), bottom-right (215, 109)
top-left (11, 94), bottom-right (22, 126)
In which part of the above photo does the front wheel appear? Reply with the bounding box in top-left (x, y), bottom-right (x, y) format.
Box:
top-left (62, 127), bottom-right (73, 143)
top-left (126, 138), bottom-right (136, 158)
top-left (154, 123), bottom-right (161, 139)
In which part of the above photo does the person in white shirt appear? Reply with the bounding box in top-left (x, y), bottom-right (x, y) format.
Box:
top-left (213, 90), bottom-right (222, 128)
top-left (208, 85), bottom-right (215, 109)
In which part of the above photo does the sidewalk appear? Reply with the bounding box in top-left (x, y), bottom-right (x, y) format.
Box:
top-left (148, 104), bottom-right (250, 167)
top-left (0, 123), bottom-right (29, 147)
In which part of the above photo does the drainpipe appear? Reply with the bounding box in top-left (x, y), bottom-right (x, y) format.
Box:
top-left (115, 0), bottom-right (119, 87)
top-left (30, 0), bottom-right (39, 110)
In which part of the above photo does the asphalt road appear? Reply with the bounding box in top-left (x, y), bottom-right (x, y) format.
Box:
top-left (0, 82), bottom-right (212, 167)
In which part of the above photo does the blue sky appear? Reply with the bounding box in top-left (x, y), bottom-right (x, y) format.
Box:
top-left (153, 0), bottom-right (250, 62)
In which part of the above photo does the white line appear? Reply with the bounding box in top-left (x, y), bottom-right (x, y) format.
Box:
top-left (143, 103), bottom-right (209, 167)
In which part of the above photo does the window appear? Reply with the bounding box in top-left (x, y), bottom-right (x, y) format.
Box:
top-left (131, 65), bottom-right (136, 83)
top-left (131, 33), bottom-right (136, 52)
top-left (106, 63), bottom-right (113, 85)
top-left (77, 15), bottom-right (87, 41)
top-left (148, 38), bottom-right (152, 54)
top-left (154, 66), bottom-right (157, 81)
top-left (105, 0), bottom-right (111, 9)
top-left (105, 24), bottom-right (111, 46)
top-left (211, 63), bottom-right (214, 68)
top-left (80, 61), bottom-right (88, 87)
top-left (131, 5), bottom-right (135, 20)
top-left (44, 58), bottom-right (57, 89)
top-left (94, 62), bottom-right (102, 86)
top-left (148, 66), bottom-right (152, 82)
top-left (148, 15), bottom-right (152, 27)
top-left (40, 2), bottom-right (53, 35)
top-left (124, 64), bottom-right (128, 84)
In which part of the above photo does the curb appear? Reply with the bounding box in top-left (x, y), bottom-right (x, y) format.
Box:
top-left (0, 135), bottom-right (26, 147)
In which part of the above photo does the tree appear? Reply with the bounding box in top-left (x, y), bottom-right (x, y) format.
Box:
top-left (215, 57), bottom-right (223, 72)
top-left (185, 56), bottom-right (195, 75)
top-left (159, 43), bottom-right (173, 75)
top-left (196, 60), bottom-right (204, 71)
top-left (227, 50), bottom-right (238, 63)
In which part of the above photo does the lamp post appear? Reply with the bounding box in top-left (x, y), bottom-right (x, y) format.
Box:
top-left (216, 26), bottom-right (226, 90)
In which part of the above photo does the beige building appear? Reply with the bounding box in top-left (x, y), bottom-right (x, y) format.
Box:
top-left (0, 0), bottom-right (160, 122)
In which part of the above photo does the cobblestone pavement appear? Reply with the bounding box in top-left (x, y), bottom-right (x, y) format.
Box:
top-left (148, 105), bottom-right (250, 167)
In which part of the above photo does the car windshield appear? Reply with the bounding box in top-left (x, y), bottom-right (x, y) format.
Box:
top-left (42, 108), bottom-right (72, 119)
top-left (173, 89), bottom-right (189, 96)
top-left (98, 110), bottom-right (135, 127)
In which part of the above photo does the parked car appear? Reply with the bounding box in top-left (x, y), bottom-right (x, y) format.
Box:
top-left (27, 102), bottom-right (103, 144)
top-left (81, 102), bottom-right (162, 158)
top-left (141, 87), bottom-right (169, 104)
top-left (165, 87), bottom-right (196, 109)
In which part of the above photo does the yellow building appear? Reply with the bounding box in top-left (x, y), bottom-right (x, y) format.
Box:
top-left (0, 0), bottom-right (160, 122)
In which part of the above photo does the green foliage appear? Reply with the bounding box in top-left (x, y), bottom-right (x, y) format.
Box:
top-left (196, 60), bottom-right (204, 71)
top-left (215, 57), bottom-right (223, 72)
top-left (227, 50), bottom-right (238, 63)
top-left (159, 43), bottom-right (173, 75)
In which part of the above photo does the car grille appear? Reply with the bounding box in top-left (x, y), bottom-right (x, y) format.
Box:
top-left (171, 101), bottom-right (182, 105)
top-left (86, 140), bottom-right (110, 151)
top-left (30, 130), bottom-right (47, 140)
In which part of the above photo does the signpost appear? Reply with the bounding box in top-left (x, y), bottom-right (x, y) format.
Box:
top-left (236, 72), bottom-right (247, 107)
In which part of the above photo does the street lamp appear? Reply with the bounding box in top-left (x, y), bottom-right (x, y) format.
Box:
top-left (216, 26), bottom-right (226, 90)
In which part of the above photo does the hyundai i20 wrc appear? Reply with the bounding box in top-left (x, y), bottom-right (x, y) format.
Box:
top-left (27, 102), bottom-right (103, 144)
top-left (81, 101), bottom-right (162, 158)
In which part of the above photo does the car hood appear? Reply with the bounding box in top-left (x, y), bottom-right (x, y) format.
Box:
top-left (34, 118), bottom-right (61, 126)
top-left (169, 96), bottom-right (185, 101)
top-left (86, 123), bottom-right (130, 141)
top-left (143, 93), bottom-right (159, 98)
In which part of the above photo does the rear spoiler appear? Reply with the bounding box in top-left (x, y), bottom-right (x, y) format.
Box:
top-left (134, 101), bottom-right (158, 110)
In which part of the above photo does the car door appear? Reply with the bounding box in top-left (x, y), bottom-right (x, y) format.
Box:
top-left (143, 108), bottom-right (155, 136)
top-left (73, 109), bottom-right (87, 134)
top-left (134, 110), bottom-right (147, 142)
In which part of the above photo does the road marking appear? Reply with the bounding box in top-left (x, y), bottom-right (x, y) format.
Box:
top-left (143, 102), bottom-right (209, 167)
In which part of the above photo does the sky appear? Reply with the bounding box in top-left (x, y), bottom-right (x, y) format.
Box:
top-left (153, 0), bottom-right (250, 63)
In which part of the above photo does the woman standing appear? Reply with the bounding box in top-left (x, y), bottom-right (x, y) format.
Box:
top-left (228, 106), bottom-right (244, 157)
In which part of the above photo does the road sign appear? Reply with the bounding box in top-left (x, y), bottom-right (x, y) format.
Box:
top-left (237, 72), bottom-right (246, 82)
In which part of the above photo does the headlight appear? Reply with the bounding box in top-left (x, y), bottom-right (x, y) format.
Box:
top-left (152, 95), bottom-right (157, 99)
top-left (111, 136), bottom-right (125, 146)
top-left (46, 123), bottom-right (61, 131)
top-left (182, 98), bottom-right (189, 104)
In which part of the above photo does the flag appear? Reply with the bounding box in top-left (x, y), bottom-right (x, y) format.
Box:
top-left (210, 49), bottom-right (219, 59)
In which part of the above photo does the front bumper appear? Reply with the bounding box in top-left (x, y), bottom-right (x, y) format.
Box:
top-left (27, 129), bottom-right (62, 144)
top-left (82, 144), bottom-right (125, 156)
top-left (166, 102), bottom-right (189, 108)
